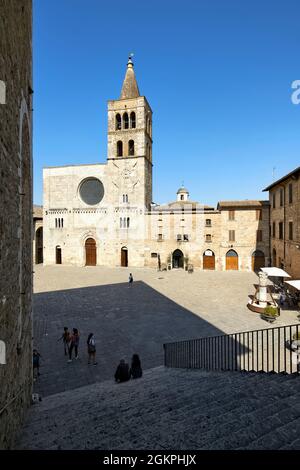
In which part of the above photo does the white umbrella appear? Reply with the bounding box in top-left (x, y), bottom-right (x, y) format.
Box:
top-left (260, 267), bottom-right (291, 278)
top-left (285, 280), bottom-right (300, 290)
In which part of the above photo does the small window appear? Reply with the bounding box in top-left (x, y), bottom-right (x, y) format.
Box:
top-left (55, 218), bottom-right (57, 228)
top-left (180, 195), bottom-right (184, 201)
top-left (151, 252), bottom-right (158, 258)
top-left (158, 234), bottom-right (163, 241)
top-left (61, 218), bottom-right (64, 228)
top-left (228, 210), bottom-right (235, 221)
top-left (272, 193), bottom-right (276, 209)
top-left (256, 230), bottom-right (263, 242)
top-left (206, 219), bottom-right (211, 227)
top-left (130, 112), bottom-right (136, 129)
top-left (280, 188), bottom-right (284, 207)
top-left (177, 234), bottom-right (182, 241)
top-left (206, 234), bottom-right (212, 242)
top-left (272, 222), bottom-right (276, 238)
top-left (183, 234), bottom-right (189, 241)
top-left (117, 141), bottom-right (123, 157)
top-left (115, 114), bottom-right (121, 130)
top-left (123, 112), bottom-right (129, 129)
top-left (289, 183), bottom-right (293, 204)
top-left (256, 209), bottom-right (262, 221)
top-left (229, 230), bottom-right (235, 242)
top-left (279, 222), bottom-right (283, 240)
top-left (127, 217), bottom-right (130, 228)
top-left (128, 140), bottom-right (134, 156)
top-left (289, 221), bottom-right (293, 240)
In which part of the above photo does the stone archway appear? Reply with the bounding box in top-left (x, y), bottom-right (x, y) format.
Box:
top-left (85, 238), bottom-right (97, 266)
top-left (252, 250), bottom-right (265, 272)
top-left (172, 249), bottom-right (184, 269)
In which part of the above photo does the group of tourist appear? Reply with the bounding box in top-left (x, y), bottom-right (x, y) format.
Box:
top-left (57, 327), bottom-right (97, 364)
top-left (33, 273), bottom-right (138, 381)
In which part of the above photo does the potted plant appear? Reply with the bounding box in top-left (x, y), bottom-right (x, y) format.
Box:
top-left (261, 305), bottom-right (279, 323)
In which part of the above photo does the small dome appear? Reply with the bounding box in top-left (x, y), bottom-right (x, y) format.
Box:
top-left (177, 186), bottom-right (189, 194)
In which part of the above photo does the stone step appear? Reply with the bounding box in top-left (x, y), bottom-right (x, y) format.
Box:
top-left (16, 367), bottom-right (300, 450)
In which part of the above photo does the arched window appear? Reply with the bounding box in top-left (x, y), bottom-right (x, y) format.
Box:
top-left (123, 112), bottom-right (129, 129)
top-left (128, 140), bottom-right (134, 156)
top-left (115, 113), bottom-right (121, 130)
top-left (127, 217), bottom-right (130, 228)
top-left (130, 112), bottom-right (136, 129)
top-left (117, 141), bottom-right (123, 157)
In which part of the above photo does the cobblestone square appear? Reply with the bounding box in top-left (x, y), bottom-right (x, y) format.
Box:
top-left (33, 266), bottom-right (299, 397)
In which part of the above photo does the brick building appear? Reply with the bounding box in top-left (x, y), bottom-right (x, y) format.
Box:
top-left (0, 0), bottom-right (33, 449)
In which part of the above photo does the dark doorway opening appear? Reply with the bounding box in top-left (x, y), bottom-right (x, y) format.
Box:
top-left (172, 249), bottom-right (184, 269)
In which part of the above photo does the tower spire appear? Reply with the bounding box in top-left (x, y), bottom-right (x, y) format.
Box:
top-left (120, 54), bottom-right (140, 99)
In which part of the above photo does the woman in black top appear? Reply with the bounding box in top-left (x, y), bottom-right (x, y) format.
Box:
top-left (130, 354), bottom-right (142, 379)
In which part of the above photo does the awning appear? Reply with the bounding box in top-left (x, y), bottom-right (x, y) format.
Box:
top-left (260, 267), bottom-right (291, 278)
top-left (285, 280), bottom-right (300, 290)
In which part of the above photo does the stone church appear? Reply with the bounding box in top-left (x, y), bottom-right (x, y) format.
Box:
top-left (43, 57), bottom-right (270, 271)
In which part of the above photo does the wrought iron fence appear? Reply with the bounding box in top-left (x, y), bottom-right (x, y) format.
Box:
top-left (164, 324), bottom-right (300, 374)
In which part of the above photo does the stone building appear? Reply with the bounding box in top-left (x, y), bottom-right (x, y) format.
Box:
top-left (43, 57), bottom-right (270, 271)
top-left (264, 166), bottom-right (300, 278)
top-left (33, 205), bottom-right (43, 264)
top-left (0, 0), bottom-right (33, 449)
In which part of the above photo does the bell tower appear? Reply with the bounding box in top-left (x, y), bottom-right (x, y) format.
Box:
top-left (107, 56), bottom-right (153, 210)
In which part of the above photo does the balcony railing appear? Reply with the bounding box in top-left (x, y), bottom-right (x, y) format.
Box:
top-left (164, 324), bottom-right (300, 374)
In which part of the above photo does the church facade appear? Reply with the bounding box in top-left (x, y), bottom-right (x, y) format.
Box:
top-left (43, 58), bottom-right (270, 271)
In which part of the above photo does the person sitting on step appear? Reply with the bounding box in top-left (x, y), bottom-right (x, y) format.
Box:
top-left (114, 359), bottom-right (130, 383)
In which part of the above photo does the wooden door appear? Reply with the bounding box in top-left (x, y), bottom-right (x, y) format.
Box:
top-left (121, 248), bottom-right (128, 267)
top-left (252, 255), bottom-right (265, 272)
top-left (203, 254), bottom-right (215, 270)
top-left (85, 238), bottom-right (96, 266)
top-left (226, 251), bottom-right (238, 270)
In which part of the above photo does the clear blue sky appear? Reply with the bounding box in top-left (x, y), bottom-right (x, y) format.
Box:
top-left (33, 0), bottom-right (300, 206)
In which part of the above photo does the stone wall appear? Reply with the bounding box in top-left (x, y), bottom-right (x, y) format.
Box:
top-left (0, 0), bottom-right (33, 449)
top-left (269, 173), bottom-right (300, 278)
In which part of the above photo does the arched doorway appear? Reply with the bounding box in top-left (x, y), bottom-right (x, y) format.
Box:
top-left (252, 250), bottom-right (265, 272)
top-left (85, 238), bottom-right (96, 266)
top-left (35, 227), bottom-right (43, 264)
top-left (203, 249), bottom-right (215, 270)
top-left (121, 247), bottom-right (128, 267)
top-left (226, 250), bottom-right (238, 270)
top-left (56, 246), bottom-right (62, 264)
top-left (172, 249), bottom-right (184, 269)
top-left (272, 248), bottom-right (277, 267)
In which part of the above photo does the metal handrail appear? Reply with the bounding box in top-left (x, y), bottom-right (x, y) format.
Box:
top-left (164, 323), bottom-right (300, 374)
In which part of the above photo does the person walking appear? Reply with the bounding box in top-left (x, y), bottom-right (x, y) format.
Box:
top-left (68, 328), bottom-right (80, 362)
top-left (129, 354), bottom-right (142, 379)
top-left (87, 333), bottom-right (97, 365)
top-left (33, 349), bottom-right (41, 380)
top-left (57, 326), bottom-right (71, 356)
top-left (128, 273), bottom-right (133, 286)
